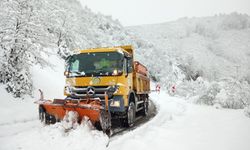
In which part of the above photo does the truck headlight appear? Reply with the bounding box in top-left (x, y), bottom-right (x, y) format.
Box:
top-left (107, 85), bottom-right (119, 97)
top-left (113, 85), bottom-right (119, 94)
top-left (110, 100), bottom-right (120, 107)
top-left (112, 69), bottom-right (118, 75)
top-left (65, 86), bottom-right (72, 95)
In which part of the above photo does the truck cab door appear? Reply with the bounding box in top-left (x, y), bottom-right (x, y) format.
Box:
top-left (124, 56), bottom-right (133, 77)
top-left (124, 56), bottom-right (133, 93)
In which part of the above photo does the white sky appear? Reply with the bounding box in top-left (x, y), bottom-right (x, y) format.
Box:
top-left (79, 0), bottom-right (250, 26)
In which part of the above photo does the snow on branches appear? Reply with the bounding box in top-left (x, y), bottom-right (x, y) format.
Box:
top-left (0, 0), bottom-right (51, 97)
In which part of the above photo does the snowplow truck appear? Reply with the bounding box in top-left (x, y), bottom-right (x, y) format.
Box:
top-left (36, 45), bottom-right (150, 134)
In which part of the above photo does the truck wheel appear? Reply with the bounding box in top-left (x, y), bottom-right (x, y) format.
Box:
top-left (45, 113), bottom-right (50, 124)
top-left (44, 113), bottom-right (56, 125)
top-left (38, 105), bottom-right (45, 122)
top-left (142, 99), bottom-right (149, 117)
top-left (126, 102), bottom-right (136, 127)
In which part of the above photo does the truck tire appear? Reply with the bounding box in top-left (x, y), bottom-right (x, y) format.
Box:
top-left (44, 113), bottom-right (56, 124)
top-left (45, 113), bottom-right (50, 124)
top-left (39, 105), bottom-right (56, 124)
top-left (38, 105), bottom-right (45, 122)
top-left (125, 102), bottom-right (136, 127)
top-left (142, 98), bottom-right (149, 117)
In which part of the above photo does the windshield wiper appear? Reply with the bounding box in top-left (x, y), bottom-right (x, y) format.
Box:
top-left (82, 70), bottom-right (109, 76)
top-left (93, 70), bottom-right (104, 74)
top-left (70, 71), bottom-right (86, 76)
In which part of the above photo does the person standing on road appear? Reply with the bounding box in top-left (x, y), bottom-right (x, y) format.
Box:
top-left (171, 84), bottom-right (176, 94)
top-left (156, 84), bottom-right (161, 94)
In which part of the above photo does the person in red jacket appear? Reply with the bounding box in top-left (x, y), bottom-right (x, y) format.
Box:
top-left (171, 85), bottom-right (176, 93)
top-left (156, 84), bottom-right (161, 94)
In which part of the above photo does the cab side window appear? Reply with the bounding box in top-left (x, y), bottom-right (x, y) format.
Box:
top-left (127, 58), bottom-right (133, 73)
top-left (123, 58), bottom-right (127, 73)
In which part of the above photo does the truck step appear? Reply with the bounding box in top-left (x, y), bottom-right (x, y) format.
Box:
top-left (137, 100), bottom-right (144, 105)
top-left (136, 107), bottom-right (143, 112)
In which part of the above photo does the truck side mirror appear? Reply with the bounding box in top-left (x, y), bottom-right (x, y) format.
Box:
top-left (64, 71), bottom-right (69, 77)
top-left (128, 65), bottom-right (133, 73)
top-left (125, 57), bottom-right (133, 77)
top-left (127, 56), bottom-right (133, 73)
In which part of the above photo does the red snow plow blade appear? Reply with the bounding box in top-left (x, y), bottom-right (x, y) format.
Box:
top-left (35, 98), bottom-right (102, 123)
top-left (35, 90), bottom-right (111, 133)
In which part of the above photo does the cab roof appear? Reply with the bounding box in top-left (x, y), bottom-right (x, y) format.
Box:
top-left (78, 45), bottom-right (133, 55)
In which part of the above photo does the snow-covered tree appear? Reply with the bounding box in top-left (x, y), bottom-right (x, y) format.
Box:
top-left (0, 0), bottom-right (51, 97)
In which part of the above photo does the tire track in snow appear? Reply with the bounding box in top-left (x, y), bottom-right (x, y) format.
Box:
top-left (0, 117), bottom-right (38, 126)
top-left (0, 119), bottom-right (40, 138)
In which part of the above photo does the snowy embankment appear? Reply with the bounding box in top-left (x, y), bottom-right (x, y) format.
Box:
top-left (0, 57), bottom-right (250, 150)
top-left (1, 90), bottom-right (250, 150)
top-left (0, 55), bottom-right (65, 125)
top-left (109, 92), bottom-right (250, 150)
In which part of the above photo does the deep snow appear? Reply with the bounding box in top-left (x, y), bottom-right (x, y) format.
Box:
top-left (0, 55), bottom-right (250, 150)
top-left (108, 92), bottom-right (250, 150)
top-left (1, 86), bottom-right (250, 150)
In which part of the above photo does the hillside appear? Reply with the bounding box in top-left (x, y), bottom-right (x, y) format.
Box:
top-left (128, 13), bottom-right (250, 82)
top-left (128, 13), bottom-right (250, 109)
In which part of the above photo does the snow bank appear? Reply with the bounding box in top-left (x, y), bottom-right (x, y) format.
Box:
top-left (108, 91), bottom-right (250, 150)
top-left (0, 54), bottom-right (65, 125)
top-left (244, 105), bottom-right (250, 118)
top-left (0, 120), bottom-right (108, 150)
top-left (196, 78), bottom-right (250, 109)
top-left (171, 77), bottom-right (250, 111)
top-left (0, 86), bottom-right (37, 125)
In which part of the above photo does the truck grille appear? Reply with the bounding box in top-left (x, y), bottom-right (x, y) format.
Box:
top-left (70, 86), bottom-right (110, 99)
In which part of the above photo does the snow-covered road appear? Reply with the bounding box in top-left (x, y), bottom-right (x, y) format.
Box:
top-left (0, 91), bottom-right (250, 150)
top-left (109, 92), bottom-right (250, 150)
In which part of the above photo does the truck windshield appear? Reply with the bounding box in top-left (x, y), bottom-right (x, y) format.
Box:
top-left (66, 52), bottom-right (124, 77)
